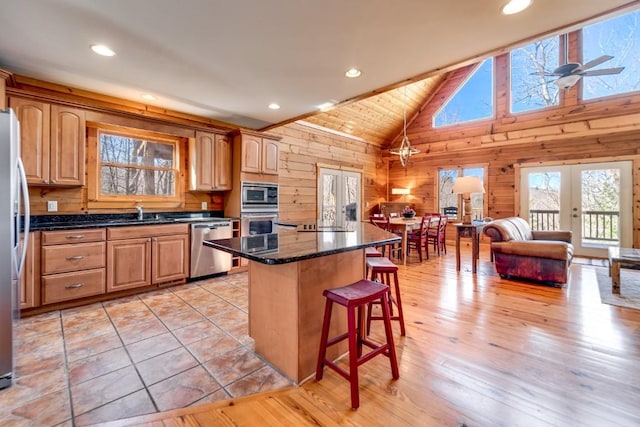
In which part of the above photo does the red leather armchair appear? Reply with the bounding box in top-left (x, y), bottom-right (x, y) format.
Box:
top-left (483, 217), bottom-right (574, 285)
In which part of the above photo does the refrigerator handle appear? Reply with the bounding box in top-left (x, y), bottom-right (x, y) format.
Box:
top-left (16, 157), bottom-right (30, 277)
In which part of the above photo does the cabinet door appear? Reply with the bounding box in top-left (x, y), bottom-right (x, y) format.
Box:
top-left (262, 138), bottom-right (279, 175)
top-left (10, 97), bottom-right (50, 184)
top-left (107, 238), bottom-right (151, 292)
top-left (20, 232), bottom-right (40, 309)
top-left (214, 134), bottom-right (232, 190)
top-left (151, 234), bottom-right (189, 284)
top-left (193, 131), bottom-right (215, 191)
top-left (241, 135), bottom-right (262, 173)
top-left (50, 105), bottom-right (85, 186)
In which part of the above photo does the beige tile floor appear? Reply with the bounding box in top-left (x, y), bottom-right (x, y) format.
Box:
top-left (0, 272), bottom-right (293, 426)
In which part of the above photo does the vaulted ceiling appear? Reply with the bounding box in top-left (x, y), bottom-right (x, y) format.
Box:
top-left (1, 0), bottom-right (637, 139)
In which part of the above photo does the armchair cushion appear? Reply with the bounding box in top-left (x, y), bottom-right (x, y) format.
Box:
top-left (483, 217), bottom-right (574, 285)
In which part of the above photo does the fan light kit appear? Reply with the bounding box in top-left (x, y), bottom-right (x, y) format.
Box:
top-left (532, 55), bottom-right (624, 90)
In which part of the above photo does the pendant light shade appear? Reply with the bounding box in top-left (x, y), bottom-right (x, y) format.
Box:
top-left (390, 86), bottom-right (419, 167)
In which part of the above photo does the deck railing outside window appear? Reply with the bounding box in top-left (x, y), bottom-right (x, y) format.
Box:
top-left (529, 209), bottom-right (619, 243)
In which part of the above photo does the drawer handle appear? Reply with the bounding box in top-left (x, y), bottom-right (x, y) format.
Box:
top-left (65, 283), bottom-right (84, 289)
top-left (66, 255), bottom-right (85, 261)
top-left (66, 235), bottom-right (85, 239)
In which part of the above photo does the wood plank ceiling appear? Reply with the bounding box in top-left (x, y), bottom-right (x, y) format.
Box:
top-left (301, 74), bottom-right (447, 148)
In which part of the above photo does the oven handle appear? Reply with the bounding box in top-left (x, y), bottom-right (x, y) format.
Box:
top-left (241, 213), bottom-right (278, 219)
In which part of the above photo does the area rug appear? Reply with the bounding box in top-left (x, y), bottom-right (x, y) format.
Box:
top-left (594, 266), bottom-right (640, 310)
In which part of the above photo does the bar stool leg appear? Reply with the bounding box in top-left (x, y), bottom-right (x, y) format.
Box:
top-left (380, 293), bottom-right (399, 380)
top-left (315, 299), bottom-right (333, 381)
top-left (347, 304), bottom-right (359, 409)
top-left (392, 271), bottom-right (406, 336)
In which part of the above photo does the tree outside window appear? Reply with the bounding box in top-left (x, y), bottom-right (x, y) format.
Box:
top-left (439, 167), bottom-right (485, 220)
top-left (510, 36), bottom-right (560, 113)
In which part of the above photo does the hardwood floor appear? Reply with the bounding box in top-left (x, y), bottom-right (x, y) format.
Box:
top-left (97, 246), bottom-right (640, 426)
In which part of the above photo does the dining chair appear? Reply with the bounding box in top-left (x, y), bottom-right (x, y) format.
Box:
top-left (407, 215), bottom-right (431, 262)
top-left (369, 216), bottom-right (402, 260)
top-left (427, 215), bottom-right (448, 255)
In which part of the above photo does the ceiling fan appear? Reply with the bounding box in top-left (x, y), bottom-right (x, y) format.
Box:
top-left (533, 55), bottom-right (625, 89)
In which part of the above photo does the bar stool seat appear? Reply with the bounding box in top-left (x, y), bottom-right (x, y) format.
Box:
top-left (315, 279), bottom-right (399, 409)
top-left (365, 247), bottom-right (383, 257)
top-left (365, 257), bottom-right (406, 336)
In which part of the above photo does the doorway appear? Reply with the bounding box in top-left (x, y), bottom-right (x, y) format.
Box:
top-left (317, 168), bottom-right (361, 227)
top-left (520, 161), bottom-right (632, 257)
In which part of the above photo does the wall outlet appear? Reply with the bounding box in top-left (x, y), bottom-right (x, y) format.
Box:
top-left (201, 202), bottom-right (208, 210)
top-left (47, 200), bottom-right (58, 212)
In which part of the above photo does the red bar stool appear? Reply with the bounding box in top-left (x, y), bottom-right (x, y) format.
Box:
top-left (365, 246), bottom-right (382, 277)
top-left (315, 279), bottom-right (399, 409)
top-left (365, 257), bottom-right (406, 336)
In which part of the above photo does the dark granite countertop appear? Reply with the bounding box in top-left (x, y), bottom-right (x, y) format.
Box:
top-left (204, 221), bottom-right (400, 265)
top-left (24, 211), bottom-right (235, 231)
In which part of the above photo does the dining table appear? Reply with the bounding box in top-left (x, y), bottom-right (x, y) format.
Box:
top-left (388, 216), bottom-right (423, 265)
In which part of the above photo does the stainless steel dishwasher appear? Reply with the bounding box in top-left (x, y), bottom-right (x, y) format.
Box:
top-left (190, 220), bottom-right (232, 278)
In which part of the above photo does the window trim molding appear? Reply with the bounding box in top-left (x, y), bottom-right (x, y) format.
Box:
top-left (86, 124), bottom-right (185, 209)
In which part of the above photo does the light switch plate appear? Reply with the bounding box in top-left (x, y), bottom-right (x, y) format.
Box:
top-left (201, 202), bottom-right (207, 210)
top-left (47, 201), bottom-right (58, 212)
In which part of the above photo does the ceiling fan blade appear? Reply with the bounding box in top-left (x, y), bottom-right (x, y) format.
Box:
top-left (529, 71), bottom-right (557, 76)
top-left (580, 67), bottom-right (625, 77)
top-left (580, 55), bottom-right (614, 71)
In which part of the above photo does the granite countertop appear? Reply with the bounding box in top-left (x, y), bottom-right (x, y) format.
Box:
top-left (204, 221), bottom-right (400, 265)
top-left (24, 211), bottom-right (234, 231)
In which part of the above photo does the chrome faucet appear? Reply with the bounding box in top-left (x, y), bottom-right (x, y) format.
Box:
top-left (136, 205), bottom-right (144, 220)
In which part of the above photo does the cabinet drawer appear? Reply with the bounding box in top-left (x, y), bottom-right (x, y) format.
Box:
top-left (42, 268), bottom-right (105, 305)
top-left (107, 224), bottom-right (188, 240)
top-left (41, 228), bottom-right (106, 245)
top-left (42, 242), bottom-right (106, 274)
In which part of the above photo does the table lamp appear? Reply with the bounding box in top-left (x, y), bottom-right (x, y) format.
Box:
top-left (452, 176), bottom-right (485, 224)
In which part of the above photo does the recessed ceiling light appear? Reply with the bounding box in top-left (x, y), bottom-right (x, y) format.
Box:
top-left (141, 94), bottom-right (157, 101)
top-left (502, 0), bottom-right (532, 15)
top-left (90, 44), bottom-right (116, 57)
top-left (345, 68), bottom-right (362, 78)
top-left (268, 103), bottom-right (280, 110)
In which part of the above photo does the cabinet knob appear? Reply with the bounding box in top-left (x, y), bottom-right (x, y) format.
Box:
top-left (51, 180), bottom-right (56, 183)
top-left (43, 179), bottom-right (48, 184)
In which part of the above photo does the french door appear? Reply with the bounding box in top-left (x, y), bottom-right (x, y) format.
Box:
top-left (520, 161), bottom-right (632, 257)
top-left (317, 168), bottom-right (361, 227)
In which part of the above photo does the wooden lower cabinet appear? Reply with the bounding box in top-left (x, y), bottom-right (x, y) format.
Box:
top-left (106, 224), bottom-right (189, 292)
top-left (152, 234), bottom-right (189, 284)
top-left (42, 268), bottom-right (106, 304)
top-left (20, 232), bottom-right (40, 309)
top-left (40, 228), bottom-right (106, 306)
top-left (107, 238), bottom-right (152, 292)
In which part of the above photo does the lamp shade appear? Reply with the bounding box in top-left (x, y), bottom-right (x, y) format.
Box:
top-left (452, 176), bottom-right (485, 194)
top-left (391, 188), bottom-right (410, 195)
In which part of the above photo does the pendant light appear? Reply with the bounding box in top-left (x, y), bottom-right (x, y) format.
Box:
top-left (390, 86), bottom-right (419, 167)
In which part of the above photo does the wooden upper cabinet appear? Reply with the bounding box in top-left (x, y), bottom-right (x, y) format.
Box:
top-left (214, 134), bottom-right (232, 189)
top-left (261, 138), bottom-right (279, 175)
top-left (10, 98), bottom-right (50, 184)
top-left (189, 131), bottom-right (232, 191)
top-left (238, 133), bottom-right (279, 175)
top-left (10, 97), bottom-right (85, 186)
top-left (50, 105), bottom-right (86, 186)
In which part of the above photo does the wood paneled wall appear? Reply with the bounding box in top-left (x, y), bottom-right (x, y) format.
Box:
top-left (268, 123), bottom-right (386, 221)
top-left (388, 52), bottom-right (640, 247)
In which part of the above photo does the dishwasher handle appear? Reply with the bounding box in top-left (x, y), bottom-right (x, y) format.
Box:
top-left (192, 222), bottom-right (231, 229)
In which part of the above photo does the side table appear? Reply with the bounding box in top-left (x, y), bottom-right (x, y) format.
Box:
top-left (455, 222), bottom-right (485, 273)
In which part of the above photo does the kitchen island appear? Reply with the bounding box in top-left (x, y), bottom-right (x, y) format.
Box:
top-left (204, 221), bottom-right (400, 383)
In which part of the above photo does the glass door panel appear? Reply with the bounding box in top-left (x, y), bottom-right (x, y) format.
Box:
top-left (521, 161), bottom-right (631, 257)
top-left (318, 168), bottom-right (361, 227)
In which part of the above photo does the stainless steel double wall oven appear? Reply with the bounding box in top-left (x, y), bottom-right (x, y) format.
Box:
top-left (240, 181), bottom-right (278, 236)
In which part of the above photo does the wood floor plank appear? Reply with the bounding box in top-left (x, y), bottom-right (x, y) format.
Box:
top-left (96, 246), bottom-right (640, 427)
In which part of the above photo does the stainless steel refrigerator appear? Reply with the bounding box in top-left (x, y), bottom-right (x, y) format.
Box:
top-left (0, 108), bottom-right (30, 390)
